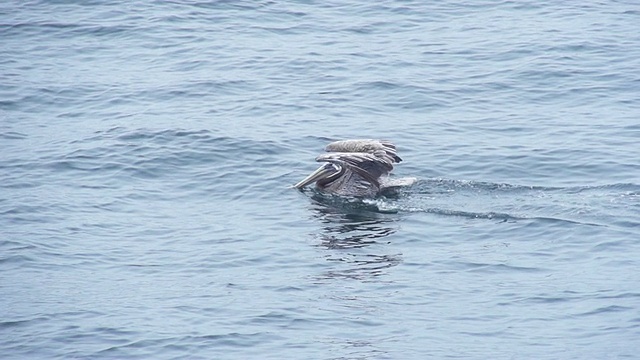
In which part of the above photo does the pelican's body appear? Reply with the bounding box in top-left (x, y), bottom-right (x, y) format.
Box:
top-left (294, 139), bottom-right (409, 197)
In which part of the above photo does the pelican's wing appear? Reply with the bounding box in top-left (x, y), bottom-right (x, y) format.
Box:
top-left (316, 151), bottom-right (394, 185)
top-left (324, 139), bottom-right (402, 163)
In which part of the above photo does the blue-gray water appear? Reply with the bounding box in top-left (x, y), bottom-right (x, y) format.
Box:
top-left (2, 1), bottom-right (639, 359)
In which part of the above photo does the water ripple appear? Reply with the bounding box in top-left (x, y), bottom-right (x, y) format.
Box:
top-left (2, 0), bottom-right (640, 359)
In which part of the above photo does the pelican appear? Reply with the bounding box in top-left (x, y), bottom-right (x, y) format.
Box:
top-left (293, 139), bottom-right (410, 197)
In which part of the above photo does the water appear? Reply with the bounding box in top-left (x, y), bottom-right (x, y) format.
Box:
top-left (1, 1), bottom-right (639, 359)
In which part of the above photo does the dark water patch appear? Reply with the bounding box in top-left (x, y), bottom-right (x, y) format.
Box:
top-left (0, 254), bottom-right (34, 268)
top-left (0, 21), bottom-right (84, 36)
top-left (0, 131), bottom-right (27, 140)
top-left (316, 253), bottom-right (403, 281)
top-left (577, 305), bottom-right (634, 317)
top-left (461, 262), bottom-right (547, 274)
top-left (1, 204), bottom-right (62, 224)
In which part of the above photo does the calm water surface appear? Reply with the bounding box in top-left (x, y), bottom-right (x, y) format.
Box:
top-left (1, 1), bottom-right (639, 359)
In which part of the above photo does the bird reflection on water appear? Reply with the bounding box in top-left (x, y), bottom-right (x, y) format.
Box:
top-left (308, 193), bottom-right (403, 280)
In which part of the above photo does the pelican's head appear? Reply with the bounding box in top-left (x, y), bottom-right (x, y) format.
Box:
top-left (293, 162), bottom-right (342, 189)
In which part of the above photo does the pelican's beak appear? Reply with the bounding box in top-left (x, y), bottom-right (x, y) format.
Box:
top-left (293, 164), bottom-right (335, 189)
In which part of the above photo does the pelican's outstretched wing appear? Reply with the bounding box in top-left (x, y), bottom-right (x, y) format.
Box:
top-left (315, 151), bottom-right (394, 186)
top-left (324, 139), bottom-right (402, 163)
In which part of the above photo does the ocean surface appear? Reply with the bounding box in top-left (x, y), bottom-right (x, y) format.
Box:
top-left (1, 1), bottom-right (639, 359)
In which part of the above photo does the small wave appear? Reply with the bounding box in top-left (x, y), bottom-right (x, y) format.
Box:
top-left (414, 178), bottom-right (640, 194)
top-left (115, 128), bottom-right (213, 142)
top-left (414, 178), bottom-right (556, 193)
top-left (459, 262), bottom-right (547, 274)
top-left (408, 208), bottom-right (521, 221)
top-left (576, 305), bottom-right (634, 317)
top-left (0, 131), bottom-right (28, 140)
top-left (405, 206), bottom-right (605, 226)
top-left (0, 254), bottom-right (34, 267)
